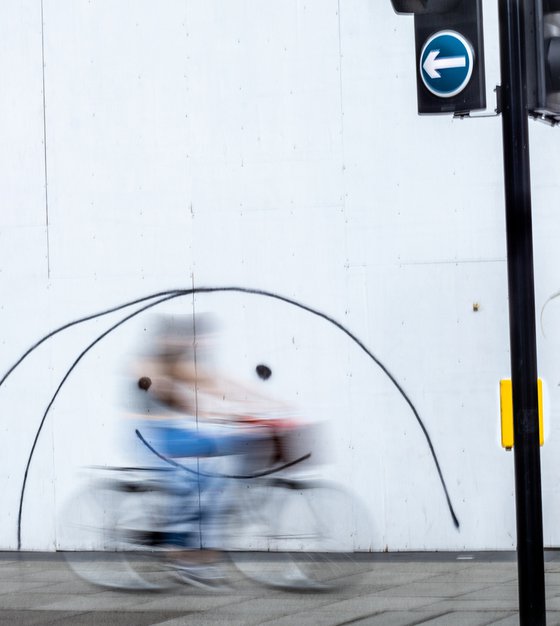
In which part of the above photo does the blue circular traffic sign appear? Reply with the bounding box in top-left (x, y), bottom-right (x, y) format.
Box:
top-left (420, 30), bottom-right (474, 98)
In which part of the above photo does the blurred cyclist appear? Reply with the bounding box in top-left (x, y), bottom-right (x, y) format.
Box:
top-left (124, 313), bottom-right (288, 587)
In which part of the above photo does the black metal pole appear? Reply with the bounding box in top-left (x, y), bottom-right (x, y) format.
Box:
top-left (498, 0), bottom-right (546, 623)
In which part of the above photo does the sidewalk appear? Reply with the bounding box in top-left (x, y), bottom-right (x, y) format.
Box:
top-left (0, 551), bottom-right (559, 625)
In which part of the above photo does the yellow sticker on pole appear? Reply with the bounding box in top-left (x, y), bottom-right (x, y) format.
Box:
top-left (500, 379), bottom-right (544, 449)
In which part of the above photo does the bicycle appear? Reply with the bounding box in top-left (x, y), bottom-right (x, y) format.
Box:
top-left (59, 423), bottom-right (373, 592)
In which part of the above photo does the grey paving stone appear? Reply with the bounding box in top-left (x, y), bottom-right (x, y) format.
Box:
top-left (2, 568), bottom-right (75, 584)
top-left (154, 617), bottom-right (250, 626)
top-left (0, 610), bottom-right (89, 625)
top-left (45, 610), bottom-right (193, 625)
top-left (261, 609), bottom-right (389, 626)
top-left (263, 608), bottom-right (447, 626)
top-left (269, 593), bottom-right (449, 622)
top-left (452, 583), bottom-right (518, 601)
top-left (190, 595), bottom-right (348, 623)
top-left (487, 614), bottom-right (530, 626)
top-left (345, 570), bottom-right (446, 589)
top-left (547, 614), bottom-right (560, 626)
top-left (545, 596), bottom-right (560, 611)
top-left (358, 563), bottom-right (473, 576)
top-left (6, 552), bottom-right (560, 625)
top-left (339, 612), bottom-right (518, 626)
top-left (368, 581), bottom-right (493, 598)
top-left (36, 592), bottom-right (155, 612)
top-left (30, 579), bottom-right (111, 594)
top-left (420, 599), bottom-right (523, 612)
top-left (0, 580), bottom-right (60, 593)
top-left (341, 594), bottom-right (449, 611)
top-left (489, 612), bottom-right (560, 626)
top-left (426, 568), bottom-right (517, 585)
top-left (414, 611), bottom-right (517, 625)
top-left (132, 592), bottom-right (255, 612)
top-left (0, 594), bottom-right (62, 611)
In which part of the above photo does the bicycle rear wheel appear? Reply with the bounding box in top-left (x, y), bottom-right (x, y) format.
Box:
top-left (227, 479), bottom-right (373, 590)
top-left (59, 480), bottom-right (170, 590)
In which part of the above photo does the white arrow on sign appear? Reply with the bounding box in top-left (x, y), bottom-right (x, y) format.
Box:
top-left (423, 49), bottom-right (466, 79)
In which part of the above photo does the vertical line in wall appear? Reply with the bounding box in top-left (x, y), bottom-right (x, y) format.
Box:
top-left (336, 0), bottom-right (346, 166)
top-left (185, 0), bottom-right (193, 286)
top-left (191, 273), bottom-right (203, 548)
top-left (337, 1), bottom-right (355, 538)
top-left (40, 0), bottom-right (51, 279)
top-left (336, 1), bottom-right (349, 267)
top-left (185, 0), bottom-right (201, 547)
top-left (41, 0), bottom-right (56, 549)
top-left (49, 419), bottom-right (57, 550)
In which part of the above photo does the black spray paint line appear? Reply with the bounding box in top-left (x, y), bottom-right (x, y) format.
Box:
top-left (15, 292), bottom-right (183, 550)
top-left (0, 290), bottom-right (185, 389)
top-left (195, 287), bottom-right (460, 530)
top-left (134, 429), bottom-right (312, 479)
top-left (10, 286), bottom-right (459, 549)
top-left (539, 290), bottom-right (560, 338)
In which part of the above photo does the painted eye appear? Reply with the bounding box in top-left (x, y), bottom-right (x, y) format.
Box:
top-left (256, 364), bottom-right (272, 380)
top-left (138, 376), bottom-right (152, 391)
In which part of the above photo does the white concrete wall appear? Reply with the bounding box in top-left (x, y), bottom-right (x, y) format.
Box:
top-left (2, 0), bottom-right (560, 551)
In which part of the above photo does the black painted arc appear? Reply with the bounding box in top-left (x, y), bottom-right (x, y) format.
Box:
top-left (0, 290), bottom-right (185, 389)
top-left (15, 293), bottom-right (182, 550)
top-left (3, 286), bottom-right (460, 550)
top-left (134, 429), bottom-right (312, 479)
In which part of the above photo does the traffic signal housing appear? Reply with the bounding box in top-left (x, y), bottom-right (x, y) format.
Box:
top-left (526, 1), bottom-right (560, 121)
top-left (391, 1), bottom-right (461, 13)
top-left (391, 0), bottom-right (486, 115)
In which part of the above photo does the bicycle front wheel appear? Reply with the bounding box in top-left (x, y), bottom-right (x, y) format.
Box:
top-left (227, 479), bottom-right (373, 590)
